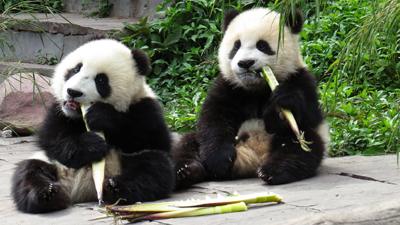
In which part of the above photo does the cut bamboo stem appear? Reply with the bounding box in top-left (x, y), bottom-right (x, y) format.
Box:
top-left (261, 66), bottom-right (312, 151)
top-left (129, 202), bottom-right (247, 222)
top-left (107, 192), bottom-right (281, 213)
top-left (81, 105), bottom-right (106, 206)
top-left (106, 192), bottom-right (282, 222)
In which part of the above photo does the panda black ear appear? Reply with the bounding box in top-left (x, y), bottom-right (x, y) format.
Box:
top-left (222, 9), bottom-right (240, 32)
top-left (285, 8), bottom-right (304, 34)
top-left (132, 49), bottom-right (151, 76)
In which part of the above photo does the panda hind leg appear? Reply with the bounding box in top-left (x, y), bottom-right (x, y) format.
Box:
top-left (258, 131), bottom-right (324, 185)
top-left (11, 159), bottom-right (71, 213)
top-left (171, 132), bottom-right (206, 190)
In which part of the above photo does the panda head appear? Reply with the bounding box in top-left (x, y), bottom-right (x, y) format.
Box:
top-left (218, 7), bottom-right (305, 89)
top-left (52, 39), bottom-right (153, 118)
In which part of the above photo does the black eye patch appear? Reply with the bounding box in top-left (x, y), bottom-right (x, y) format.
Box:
top-left (65, 63), bottom-right (82, 81)
top-left (256, 40), bottom-right (275, 55)
top-left (95, 73), bottom-right (111, 98)
top-left (229, 40), bottom-right (241, 59)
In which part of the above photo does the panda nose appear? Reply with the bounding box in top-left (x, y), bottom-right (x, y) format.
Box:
top-left (238, 60), bottom-right (255, 69)
top-left (67, 88), bottom-right (83, 98)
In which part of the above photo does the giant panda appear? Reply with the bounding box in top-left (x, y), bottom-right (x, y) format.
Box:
top-left (172, 8), bottom-right (329, 189)
top-left (11, 39), bottom-right (175, 213)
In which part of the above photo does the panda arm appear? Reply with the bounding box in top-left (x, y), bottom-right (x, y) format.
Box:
top-left (38, 103), bottom-right (110, 169)
top-left (264, 69), bottom-right (323, 133)
top-left (85, 99), bottom-right (171, 153)
top-left (197, 85), bottom-right (244, 178)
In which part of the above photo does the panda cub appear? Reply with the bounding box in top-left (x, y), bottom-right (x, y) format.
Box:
top-left (11, 39), bottom-right (175, 213)
top-left (173, 8), bottom-right (329, 188)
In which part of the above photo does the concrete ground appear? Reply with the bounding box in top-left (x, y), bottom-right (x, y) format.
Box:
top-left (0, 136), bottom-right (399, 225)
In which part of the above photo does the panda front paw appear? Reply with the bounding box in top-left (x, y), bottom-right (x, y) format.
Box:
top-left (263, 88), bottom-right (305, 134)
top-left (269, 87), bottom-right (305, 118)
top-left (103, 177), bottom-right (129, 205)
top-left (85, 102), bottom-right (120, 133)
top-left (66, 132), bottom-right (109, 168)
top-left (202, 144), bottom-right (236, 179)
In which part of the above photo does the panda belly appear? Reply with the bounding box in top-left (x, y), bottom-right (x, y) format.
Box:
top-left (30, 149), bottom-right (121, 203)
top-left (232, 119), bottom-right (272, 177)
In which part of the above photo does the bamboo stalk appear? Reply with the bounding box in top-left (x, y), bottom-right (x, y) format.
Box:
top-left (107, 192), bottom-right (281, 213)
top-left (261, 66), bottom-right (312, 151)
top-left (128, 202), bottom-right (247, 222)
top-left (81, 105), bottom-right (106, 206)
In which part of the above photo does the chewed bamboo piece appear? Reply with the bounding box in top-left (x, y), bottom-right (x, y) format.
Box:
top-left (105, 192), bottom-right (282, 222)
top-left (81, 105), bottom-right (106, 206)
top-left (261, 66), bottom-right (312, 151)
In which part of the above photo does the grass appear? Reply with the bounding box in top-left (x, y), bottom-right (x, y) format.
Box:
top-left (119, 0), bottom-right (399, 157)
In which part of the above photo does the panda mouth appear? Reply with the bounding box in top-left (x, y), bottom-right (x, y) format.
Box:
top-left (238, 69), bottom-right (263, 79)
top-left (63, 100), bottom-right (81, 111)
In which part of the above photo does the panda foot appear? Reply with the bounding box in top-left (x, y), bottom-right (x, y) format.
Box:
top-left (257, 166), bottom-right (296, 185)
top-left (175, 160), bottom-right (206, 189)
top-left (39, 183), bottom-right (60, 201)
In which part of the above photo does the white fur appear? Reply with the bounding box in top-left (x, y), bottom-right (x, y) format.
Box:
top-left (52, 39), bottom-right (154, 114)
top-left (316, 121), bottom-right (330, 155)
top-left (218, 8), bottom-right (305, 86)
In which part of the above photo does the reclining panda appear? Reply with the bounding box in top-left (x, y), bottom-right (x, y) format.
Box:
top-left (12, 39), bottom-right (175, 213)
top-left (173, 8), bottom-right (329, 188)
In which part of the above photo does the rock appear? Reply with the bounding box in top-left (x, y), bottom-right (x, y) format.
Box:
top-left (0, 73), bottom-right (54, 135)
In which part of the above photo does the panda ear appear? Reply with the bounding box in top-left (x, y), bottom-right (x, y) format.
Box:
top-left (285, 8), bottom-right (304, 34)
top-left (222, 9), bottom-right (240, 32)
top-left (132, 49), bottom-right (151, 76)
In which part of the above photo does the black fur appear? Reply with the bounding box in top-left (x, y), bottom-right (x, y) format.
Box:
top-left (132, 49), bottom-right (151, 76)
top-left (95, 73), bottom-right (111, 98)
top-left (285, 9), bottom-right (304, 34)
top-left (173, 68), bottom-right (325, 187)
top-left (222, 9), bottom-right (240, 32)
top-left (12, 97), bottom-right (174, 213)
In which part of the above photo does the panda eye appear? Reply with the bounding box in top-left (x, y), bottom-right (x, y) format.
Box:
top-left (256, 40), bottom-right (275, 55)
top-left (65, 63), bottom-right (82, 81)
top-left (229, 40), bottom-right (241, 59)
top-left (233, 40), bottom-right (241, 50)
top-left (72, 63), bottom-right (82, 74)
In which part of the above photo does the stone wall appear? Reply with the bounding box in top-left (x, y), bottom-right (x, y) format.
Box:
top-left (63, 0), bottom-right (163, 18)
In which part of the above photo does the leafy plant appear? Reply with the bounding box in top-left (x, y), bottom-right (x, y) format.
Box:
top-left (0, 0), bottom-right (63, 13)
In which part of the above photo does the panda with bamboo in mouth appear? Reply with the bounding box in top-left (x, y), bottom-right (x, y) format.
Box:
top-left (173, 7), bottom-right (330, 188)
top-left (11, 39), bottom-right (175, 213)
